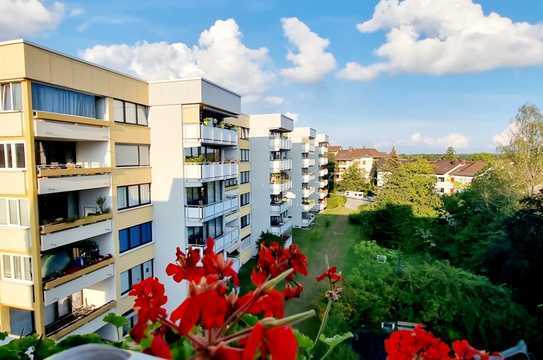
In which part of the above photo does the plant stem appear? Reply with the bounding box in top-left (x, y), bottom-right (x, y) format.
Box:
top-left (314, 299), bottom-right (332, 346)
top-left (320, 345), bottom-right (334, 360)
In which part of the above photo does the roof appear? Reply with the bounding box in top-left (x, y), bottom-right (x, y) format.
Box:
top-left (328, 145), bottom-right (342, 153)
top-left (451, 161), bottom-right (487, 177)
top-left (432, 160), bottom-right (463, 175)
top-left (335, 148), bottom-right (386, 161)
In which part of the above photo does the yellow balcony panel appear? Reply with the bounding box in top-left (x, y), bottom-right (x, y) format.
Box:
top-left (33, 111), bottom-right (110, 128)
top-left (43, 257), bottom-right (114, 290)
top-left (0, 112), bottom-right (24, 137)
top-left (113, 167), bottom-right (151, 186)
top-left (239, 139), bottom-right (250, 149)
top-left (239, 162), bottom-right (250, 172)
top-left (118, 243), bottom-right (154, 273)
top-left (115, 205), bottom-right (153, 230)
top-left (111, 124), bottom-right (150, 144)
top-left (0, 170), bottom-right (26, 196)
top-left (0, 281), bottom-right (33, 309)
top-left (239, 183), bottom-right (250, 194)
top-left (37, 167), bottom-right (112, 178)
top-left (117, 293), bottom-right (134, 315)
top-left (239, 205), bottom-right (251, 217)
top-left (47, 300), bottom-right (116, 340)
top-left (40, 212), bottom-right (112, 235)
top-left (240, 225), bottom-right (251, 239)
top-left (0, 226), bottom-right (31, 253)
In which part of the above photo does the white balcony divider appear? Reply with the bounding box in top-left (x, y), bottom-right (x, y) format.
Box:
top-left (270, 181), bottom-right (292, 195)
top-left (185, 197), bottom-right (238, 223)
top-left (269, 137), bottom-right (292, 151)
top-left (184, 162), bottom-right (238, 182)
top-left (43, 264), bottom-right (114, 306)
top-left (270, 220), bottom-right (293, 236)
top-left (302, 158), bottom-right (316, 168)
top-left (38, 174), bottom-right (111, 194)
top-left (302, 143), bottom-right (315, 153)
top-left (302, 187), bottom-right (315, 197)
top-left (184, 124), bottom-right (238, 146)
top-left (41, 220), bottom-right (113, 251)
top-left (214, 227), bottom-right (240, 253)
top-left (271, 199), bottom-right (292, 214)
top-left (320, 179), bottom-right (328, 188)
top-left (319, 191), bottom-right (327, 199)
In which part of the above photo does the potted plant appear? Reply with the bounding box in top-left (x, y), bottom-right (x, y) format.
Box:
top-left (96, 196), bottom-right (106, 214)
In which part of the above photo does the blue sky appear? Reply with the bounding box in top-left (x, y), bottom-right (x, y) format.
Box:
top-left (3, 0), bottom-right (543, 153)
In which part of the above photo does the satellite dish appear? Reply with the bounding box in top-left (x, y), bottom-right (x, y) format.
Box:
top-left (285, 191), bottom-right (296, 199)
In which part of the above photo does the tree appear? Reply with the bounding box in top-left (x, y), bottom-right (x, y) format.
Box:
top-left (444, 146), bottom-right (457, 160)
top-left (338, 164), bottom-right (369, 193)
top-left (499, 104), bottom-right (543, 196)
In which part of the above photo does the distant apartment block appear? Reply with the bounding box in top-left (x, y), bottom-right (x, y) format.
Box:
top-left (334, 147), bottom-right (386, 182)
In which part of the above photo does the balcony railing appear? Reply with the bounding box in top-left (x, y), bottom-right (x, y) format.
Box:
top-left (184, 124), bottom-right (238, 146)
top-left (184, 161), bottom-right (238, 182)
top-left (320, 179), bottom-right (329, 188)
top-left (270, 159), bottom-right (292, 171)
top-left (37, 173), bottom-right (111, 195)
top-left (42, 256), bottom-right (114, 290)
top-left (319, 157), bottom-right (328, 166)
top-left (46, 301), bottom-right (116, 340)
top-left (302, 187), bottom-right (315, 197)
top-left (40, 214), bottom-right (112, 251)
top-left (214, 227), bottom-right (240, 253)
top-left (185, 197), bottom-right (239, 223)
top-left (270, 220), bottom-right (292, 236)
top-left (320, 168), bottom-right (328, 176)
top-left (271, 199), bottom-right (292, 214)
top-left (319, 146), bottom-right (328, 155)
top-left (302, 174), bottom-right (315, 183)
top-left (302, 216), bottom-right (315, 227)
top-left (270, 137), bottom-right (292, 151)
top-left (34, 111), bottom-right (109, 142)
top-left (302, 143), bottom-right (315, 153)
top-left (37, 164), bottom-right (112, 178)
top-left (319, 191), bottom-right (327, 199)
top-left (302, 158), bottom-right (316, 168)
top-left (302, 202), bottom-right (315, 212)
top-left (270, 181), bottom-right (292, 194)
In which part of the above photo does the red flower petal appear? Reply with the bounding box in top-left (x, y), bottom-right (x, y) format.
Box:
top-left (147, 333), bottom-right (172, 359)
top-left (267, 326), bottom-right (297, 360)
top-left (242, 322), bottom-right (265, 360)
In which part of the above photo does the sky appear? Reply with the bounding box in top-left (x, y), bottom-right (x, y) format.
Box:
top-left (2, 0), bottom-right (543, 153)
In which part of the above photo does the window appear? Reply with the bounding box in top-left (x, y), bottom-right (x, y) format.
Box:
top-left (115, 144), bottom-right (150, 167)
top-left (1, 254), bottom-right (32, 281)
top-left (120, 259), bottom-right (154, 295)
top-left (117, 184), bottom-right (151, 210)
top-left (119, 222), bottom-right (152, 253)
top-left (187, 226), bottom-right (204, 246)
top-left (122, 310), bottom-right (138, 337)
top-left (240, 149), bottom-right (250, 162)
top-left (10, 308), bottom-right (34, 336)
top-left (240, 171), bottom-right (250, 184)
top-left (205, 217), bottom-right (223, 239)
top-left (239, 127), bottom-right (249, 140)
top-left (225, 178), bottom-right (238, 187)
top-left (0, 198), bottom-right (30, 226)
top-left (185, 146), bottom-right (221, 162)
top-left (113, 99), bottom-right (149, 126)
top-left (32, 83), bottom-right (104, 118)
top-left (0, 82), bottom-right (22, 112)
top-left (241, 214), bottom-right (250, 228)
top-left (0, 143), bottom-right (25, 169)
top-left (240, 192), bottom-right (250, 206)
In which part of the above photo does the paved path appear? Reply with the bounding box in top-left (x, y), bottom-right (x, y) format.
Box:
top-left (345, 197), bottom-right (372, 209)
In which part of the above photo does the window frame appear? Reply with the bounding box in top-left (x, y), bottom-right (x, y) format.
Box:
top-left (0, 142), bottom-right (25, 170)
top-left (0, 198), bottom-right (30, 227)
top-left (120, 259), bottom-right (154, 296)
top-left (119, 222), bottom-right (153, 254)
top-left (113, 99), bottom-right (149, 126)
top-left (1, 253), bottom-right (32, 283)
top-left (115, 144), bottom-right (150, 167)
top-left (241, 214), bottom-right (251, 228)
top-left (240, 149), bottom-right (250, 162)
top-left (240, 171), bottom-right (250, 184)
top-left (240, 192), bottom-right (250, 206)
top-left (0, 82), bottom-right (22, 112)
top-left (117, 183), bottom-right (151, 211)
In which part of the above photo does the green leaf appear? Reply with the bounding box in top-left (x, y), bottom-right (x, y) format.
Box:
top-left (319, 332), bottom-right (354, 349)
top-left (294, 329), bottom-right (314, 351)
top-left (171, 338), bottom-right (195, 360)
top-left (0, 332), bottom-right (7, 341)
top-left (103, 313), bottom-right (129, 329)
top-left (240, 313), bottom-right (259, 326)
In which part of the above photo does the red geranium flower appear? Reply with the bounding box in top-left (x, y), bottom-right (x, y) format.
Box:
top-left (316, 266), bottom-right (342, 284)
top-left (283, 282), bottom-right (303, 299)
top-left (237, 289), bottom-right (285, 319)
top-left (242, 322), bottom-right (297, 360)
top-left (129, 277), bottom-right (168, 341)
top-left (453, 340), bottom-right (492, 360)
top-left (145, 333), bottom-right (172, 359)
top-left (166, 246), bottom-right (204, 283)
top-left (287, 244), bottom-right (308, 276)
top-left (203, 238), bottom-right (240, 286)
top-left (384, 326), bottom-right (451, 360)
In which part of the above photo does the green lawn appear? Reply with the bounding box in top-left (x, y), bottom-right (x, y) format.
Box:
top-left (238, 205), bottom-right (362, 337)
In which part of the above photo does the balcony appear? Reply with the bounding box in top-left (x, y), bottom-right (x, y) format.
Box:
top-left (302, 202), bottom-right (315, 212)
top-left (46, 301), bottom-right (116, 340)
top-left (319, 157), bottom-right (328, 166)
top-left (302, 174), bottom-right (315, 183)
top-left (271, 199), bottom-right (292, 214)
top-left (317, 201), bottom-right (327, 212)
top-left (0, 281), bottom-right (34, 309)
top-left (302, 158), bottom-right (316, 168)
top-left (302, 215), bottom-right (315, 227)
top-left (43, 256), bottom-right (114, 291)
top-left (319, 191), bottom-right (327, 199)
top-left (320, 179), bottom-right (329, 188)
top-left (214, 227), bottom-right (240, 253)
top-left (38, 173), bottom-right (111, 195)
top-left (270, 137), bottom-right (292, 151)
top-left (270, 181), bottom-right (292, 195)
top-left (184, 161), bottom-right (238, 183)
top-left (185, 197), bottom-right (239, 224)
top-left (184, 123), bottom-right (238, 147)
top-left (270, 159), bottom-right (292, 171)
top-left (302, 143), bottom-right (315, 153)
top-left (302, 187), bottom-right (315, 197)
top-left (319, 146), bottom-right (328, 155)
top-left (37, 165), bottom-right (112, 179)
top-left (320, 168), bottom-right (328, 177)
top-left (34, 111), bottom-right (109, 142)
top-left (270, 219), bottom-right (292, 236)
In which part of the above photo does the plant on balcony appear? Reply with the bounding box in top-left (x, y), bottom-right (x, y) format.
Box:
top-left (96, 196), bottom-right (107, 214)
top-left (185, 155), bottom-right (207, 164)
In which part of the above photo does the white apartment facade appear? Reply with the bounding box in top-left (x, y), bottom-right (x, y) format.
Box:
top-left (314, 134), bottom-right (329, 212)
top-left (249, 114), bottom-right (294, 251)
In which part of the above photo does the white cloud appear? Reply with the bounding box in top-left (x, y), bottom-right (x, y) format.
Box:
top-left (0, 0), bottom-right (64, 40)
top-left (339, 0), bottom-right (543, 81)
top-left (81, 19), bottom-right (274, 98)
top-left (493, 121), bottom-right (519, 146)
top-left (280, 17), bottom-right (336, 83)
top-left (410, 132), bottom-right (469, 149)
top-left (263, 96), bottom-right (284, 105)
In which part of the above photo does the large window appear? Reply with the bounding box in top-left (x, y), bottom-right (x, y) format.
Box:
top-left (32, 83), bottom-right (104, 119)
top-left (1, 254), bottom-right (32, 281)
top-left (10, 308), bottom-right (34, 336)
top-left (239, 127), bottom-right (249, 140)
top-left (1, 82), bottom-right (22, 112)
top-left (119, 222), bottom-right (152, 253)
top-left (205, 216), bottom-right (223, 239)
top-left (122, 310), bottom-right (138, 337)
top-left (120, 259), bottom-right (153, 295)
top-left (113, 99), bottom-right (148, 126)
top-left (185, 146), bottom-right (221, 162)
top-left (117, 183), bottom-right (151, 210)
top-left (115, 144), bottom-right (150, 167)
top-left (241, 214), bottom-right (250, 228)
top-left (186, 181), bottom-right (222, 206)
top-left (0, 198), bottom-right (29, 226)
top-left (187, 226), bottom-right (204, 246)
top-left (0, 142), bottom-right (25, 169)
top-left (240, 171), bottom-right (250, 184)
top-left (240, 192), bottom-right (250, 206)
top-left (224, 178), bottom-right (238, 187)
top-left (240, 149), bottom-right (250, 162)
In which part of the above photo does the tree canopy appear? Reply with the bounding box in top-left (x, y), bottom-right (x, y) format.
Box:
top-left (338, 164), bottom-right (370, 193)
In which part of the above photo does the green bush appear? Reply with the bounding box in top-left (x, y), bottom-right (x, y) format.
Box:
top-left (328, 194), bottom-right (346, 209)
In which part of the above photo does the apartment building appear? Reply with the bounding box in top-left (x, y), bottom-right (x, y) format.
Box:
top-left (334, 147), bottom-right (386, 182)
top-left (289, 128), bottom-right (317, 228)
top-left (314, 134), bottom-right (329, 212)
top-left (249, 114), bottom-right (294, 251)
top-left (0, 40), bottom-right (251, 340)
top-left (432, 160), bottom-right (487, 195)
